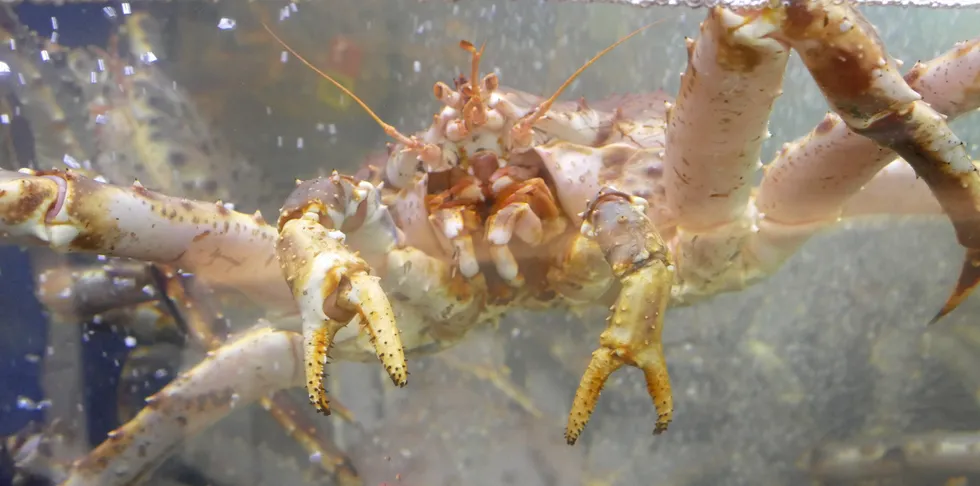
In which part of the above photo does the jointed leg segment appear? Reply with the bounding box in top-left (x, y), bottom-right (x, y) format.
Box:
top-left (276, 175), bottom-right (408, 415)
top-left (753, 1), bottom-right (980, 321)
top-left (564, 188), bottom-right (675, 445)
top-left (63, 326), bottom-right (305, 486)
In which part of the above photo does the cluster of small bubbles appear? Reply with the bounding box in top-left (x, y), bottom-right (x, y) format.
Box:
top-left (278, 3), bottom-right (298, 21)
top-left (17, 396), bottom-right (52, 411)
top-left (479, 3), bottom-right (498, 20)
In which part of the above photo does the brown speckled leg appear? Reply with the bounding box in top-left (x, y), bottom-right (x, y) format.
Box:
top-left (757, 0), bottom-right (980, 321)
top-left (62, 325), bottom-right (305, 486)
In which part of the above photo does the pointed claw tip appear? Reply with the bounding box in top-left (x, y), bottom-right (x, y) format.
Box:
top-left (564, 430), bottom-right (579, 446)
top-left (392, 374), bottom-right (407, 387)
top-left (931, 247), bottom-right (980, 325)
top-left (310, 399), bottom-right (332, 416)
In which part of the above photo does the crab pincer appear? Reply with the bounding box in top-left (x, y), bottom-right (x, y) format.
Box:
top-left (565, 188), bottom-right (675, 445)
top-left (276, 176), bottom-right (407, 415)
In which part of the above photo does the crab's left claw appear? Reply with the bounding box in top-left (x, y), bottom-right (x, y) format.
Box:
top-left (277, 215), bottom-right (406, 415)
top-left (565, 188), bottom-right (675, 446)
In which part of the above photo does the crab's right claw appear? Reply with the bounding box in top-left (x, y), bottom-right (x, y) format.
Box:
top-left (277, 216), bottom-right (406, 415)
top-left (565, 188), bottom-right (675, 446)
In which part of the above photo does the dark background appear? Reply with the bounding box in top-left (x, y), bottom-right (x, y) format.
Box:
top-left (1, 4), bottom-right (121, 485)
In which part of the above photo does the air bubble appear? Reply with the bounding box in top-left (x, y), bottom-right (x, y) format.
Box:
top-left (217, 18), bottom-right (237, 30)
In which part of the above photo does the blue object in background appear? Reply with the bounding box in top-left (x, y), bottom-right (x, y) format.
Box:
top-left (0, 247), bottom-right (47, 437)
top-left (0, 5), bottom-right (126, 485)
top-left (12, 3), bottom-right (115, 48)
top-left (0, 248), bottom-right (46, 486)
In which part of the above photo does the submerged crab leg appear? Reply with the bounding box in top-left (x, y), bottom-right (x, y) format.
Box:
top-left (662, 7), bottom-right (789, 291)
top-left (160, 270), bottom-right (361, 484)
top-left (276, 175), bottom-right (407, 415)
top-left (753, 0), bottom-right (980, 321)
top-left (755, 36), bottom-right (980, 262)
top-left (62, 325), bottom-right (304, 486)
top-left (840, 159), bottom-right (965, 219)
top-left (800, 431), bottom-right (980, 482)
top-left (0, 169), bottom-right (293, 312)
top-left (33, 260), bottom-right (161, 319)
top-left (564, 188), bottom-right (674, 445)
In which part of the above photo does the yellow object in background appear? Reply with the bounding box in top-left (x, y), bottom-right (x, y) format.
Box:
top-left (316, 72), bottom-right (356, 111)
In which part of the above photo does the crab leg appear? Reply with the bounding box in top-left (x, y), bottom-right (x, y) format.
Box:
top-left (564, 188), bottom-right (674, 445)
top-left (756, 37), bottom-right (980, 237)
top-left (800, 431), bottom-right (980, 482)
top-left (752, 0), bottom-right (980, 320)
top-left (160, 269), bottom-right (361, 484)
top-left (662, 6), bottom-right (789, 293)
top-left (276, 174), bottom-right (407, 415)
top-left (840, 159), bottom-right (967, 219)
top-left (62, 325), bottom-right (304, 486)
top-left (33, 260), bottom-right (161, 319)
top-left (0, 169), bottom-right (293, 312)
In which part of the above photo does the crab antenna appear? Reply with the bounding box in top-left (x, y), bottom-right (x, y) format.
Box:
top-left (517, 20), bottom-right (665, 131)
top-left (260, 21), bottom-right (417, 148)
top-left (459, 40), bottom-right (487, 99)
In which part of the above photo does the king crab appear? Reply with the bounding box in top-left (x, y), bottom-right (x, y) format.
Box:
top-left (1, 1), bottom-right (980, 485)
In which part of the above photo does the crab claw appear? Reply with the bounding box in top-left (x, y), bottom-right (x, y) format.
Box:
top-left (277, 215), bottom-right (406, 415)
top-left (565, 188), bottom-right (675, 446)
